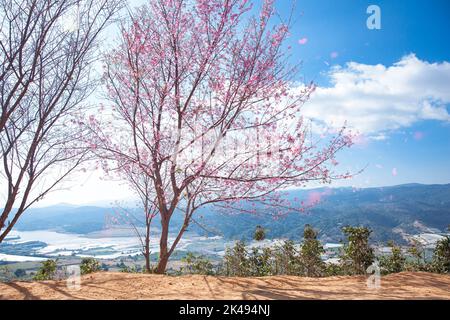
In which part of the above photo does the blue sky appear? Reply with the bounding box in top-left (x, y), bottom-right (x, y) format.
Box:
top-left (273, 0), bottom-right (450, 188)
top-left (280, 0), bottom-right (450, 80)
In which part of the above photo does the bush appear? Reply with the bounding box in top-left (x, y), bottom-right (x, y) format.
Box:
top-left (300, 224), bottom-right (325, 277)
top-left (181, 252), bottom-right (215, 275)
top-left (248, 247), bottom-right (273, 276)
top-left (379, 241), bottom-right (406, 274)
top-left (253, 225), bottom-right (266, 241)
top-left (432, 236), bottom-right (450, 273)
top-left (100, 263), bottom-right (109, 271)
top-left (324, 263), bottom-right (345, 276)
top-left (341, 226), bottom-right (374, 275)
top-left (273, 240), bottom-right (302, 275)
top-left (14, 268), bottom-right (27, 278)
top-left (34, 259), bottom-right (57, 281)
top-left (404, 239), bottom-right (431, 272)
top-left (0, 266), bottom-right (13, 282)
top-left (119, 264), bottom-right (142, 273)
top-left (80, 258), bottom-right (101, 275)
top-left (223, 241), bottom-right (250, 276)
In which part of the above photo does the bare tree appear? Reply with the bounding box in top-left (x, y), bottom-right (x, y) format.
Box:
top-left (115, 161), bottom-right (159, 273)
top-left (0, 0), bottom-right (124, 242)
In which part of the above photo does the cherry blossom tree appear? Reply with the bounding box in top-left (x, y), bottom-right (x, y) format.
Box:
top-left (91, 0), bottom-right (353, 273)
top-left (0, 0), bottom-right (124, 242)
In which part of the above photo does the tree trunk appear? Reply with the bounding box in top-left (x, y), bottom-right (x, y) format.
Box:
top-left (144, 226), bottom-right (151, 273)
top-left (156, 216), bottom-right (170, 274)
top-left (0, 208), bottom-right (23, 243)
top-left (156, 254), bottom-right (169, 274)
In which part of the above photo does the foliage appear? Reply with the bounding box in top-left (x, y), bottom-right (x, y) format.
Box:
top-left (432, 236), bottom-right (450, 273)
top-left (341, 226), bottom-right (375, 275)
top-left (253, 225), bottom-right (266, 241)
top-left (0, 266), bottom-right (13, 282)
top-left (223, 241), bottom-right (250, 277)
top-left (181, 252), bottom-right (215, 275)
top-left (119, 264), bottom-right (142, 273)
top-left (379, 241), bottom-right (406, 274)
top-left (248, 247), bottom-right (273, 276)
top-left (273, 240), bottom-right (302, 275)
top-left (33, 259), bottom-right (58, 281)
top-left (300, 224), bottom-right (325, 277)
top-left (169, 225), bottom-right (450, 278)
top-left (14, 268), bottom-right (27, 278)
top-left (101, 263), bottom-right (110, 271)
top-left (404, 239), bottom-right (431, 272)
top-left (324, 263), bottom-right (346, 276)
top-left (80, 258), bottom-right (101, 275)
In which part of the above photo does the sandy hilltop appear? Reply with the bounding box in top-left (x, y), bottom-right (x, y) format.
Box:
top-left (1, 272), bottom-right (449, 300)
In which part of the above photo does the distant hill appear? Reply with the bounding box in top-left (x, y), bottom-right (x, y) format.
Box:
top-left (188, 183), bottom-right (450, 244)
top-left (13, 183), bottom-right (450, 244)
top-left (14, 205), bottom-right (112, 234)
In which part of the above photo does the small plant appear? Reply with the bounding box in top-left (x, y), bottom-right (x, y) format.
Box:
top-left (80, 258), bottom-right (101, 275)
top-left (248, 247), bottom-right (273, 276)
top-left (33, 259), bottom-right (57, 281)
top-left (0, 266), bottom-right (13, 282)
top-left (324, 263), bottom-right (345, 276)
top-left (253, 225), bottom-right (266, 241)
top-left (181, 252), bottom-right (215, 275)
top-left (119, 264), bottom-right (142, 273)
top-left (223, 240), bottom-right (250, 276)
top-left (404, 239), bottom-right (430, 271)
top-left (273, 240), bottom-right (302, 275)
top-left (300, 224), bottom-right (325, 277)
top-left (100, 263), bottom-right (110, 271)
top-left (379, 241), bottom-right (406, 274)
top-left (341, 226), bottom-right (375, 275)
top-left (432, 236), bottom-right (450, 273)
top-left (14, 268), bottom-right (27, 278)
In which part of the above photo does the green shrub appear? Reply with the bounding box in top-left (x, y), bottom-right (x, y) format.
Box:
top-left (181, 252), bottom-right (215, 275)
top-left (119, 264), bottom-right (142, 273)
top-left (80, 258), bottom-right (101, 275)
top-left (14, 268), bottom-right (27, 278)
top-left (324, 263), bottom-right (345, 276)
top-left (404, 239), bottom-right (431, 272)
top-left (379, 241), bottom-right (406, 274)
top-left (341, 226), bottom-right (375, 275)
top-left (253, 225), bottom-right (266, 241)
top-left (100, 263), bottom-right (109, 271)
top-left (273, 240), bottom-right (302, 275)
top-left (300, 224), bottom-right (325, 277)
top-left (223, 241), bottom-right (250, 276)
top-left (0, 266), bottom-right (13, 282)
top-left (432, 236), bottom-right (450, 273)
top-left (33, 259), bottom-right (57, 281)
top-left (248, 247), bottom-right (273, 276)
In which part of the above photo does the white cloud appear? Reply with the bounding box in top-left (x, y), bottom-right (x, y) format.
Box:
top-left (303, 54), bottom-right (450, 135)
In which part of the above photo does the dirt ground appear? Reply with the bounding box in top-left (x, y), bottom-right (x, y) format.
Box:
top-left (1, 271), bottom-right (449, 300)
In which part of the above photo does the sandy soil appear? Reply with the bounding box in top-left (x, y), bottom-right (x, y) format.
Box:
top-left (1, 271), bottom-right (449, 300)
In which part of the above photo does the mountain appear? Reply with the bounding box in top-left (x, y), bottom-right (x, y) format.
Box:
top-left (14, 205), bottom-right (112, 234)
top-left (188, 183), bottom-right (450, 244)
top-left (12, 183), bottom-right (450, 244)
